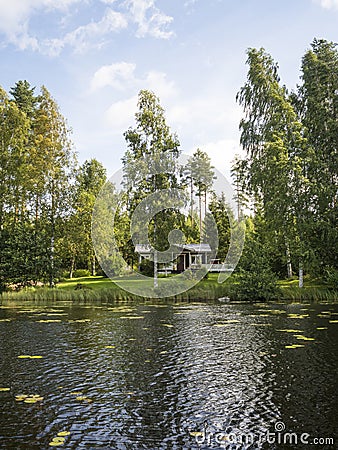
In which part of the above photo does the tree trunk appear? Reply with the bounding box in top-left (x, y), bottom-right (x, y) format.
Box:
top-left (49, 184), bottom-right (55, 288)
top-left (199, 194), bottom-right (202, 238)
top-left (299, 261), bottom-right (303, 288)
top-left (91, 253), bottom-right (96, 276)
top-left (154, 249), bottom-right (158, 289)
top-left (285, 240), bottom-right (293, 278)
top-left (69, 256), bottom-right (75, 279)
top-left (190, 178), bottom-right (194, 221)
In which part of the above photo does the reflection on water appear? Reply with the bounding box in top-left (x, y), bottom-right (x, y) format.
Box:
top-left (0, 302), bottom-right (337, 449)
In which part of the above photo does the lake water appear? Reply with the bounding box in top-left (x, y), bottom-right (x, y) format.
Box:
top-left (0, 301), bottom-right (337, 449)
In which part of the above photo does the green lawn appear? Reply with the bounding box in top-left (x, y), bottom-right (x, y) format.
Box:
top-left (57, 272), bottom-right (232, 291)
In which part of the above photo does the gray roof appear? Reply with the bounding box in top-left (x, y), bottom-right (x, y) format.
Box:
top-left (135, 243), bottom-right (211, 254)
top-left (182, 244), bottom-right (211, 253)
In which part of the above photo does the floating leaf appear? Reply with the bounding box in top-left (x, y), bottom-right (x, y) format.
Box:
top-left (57, 432), bottom-right (70, 437)
top-left (189, 431), bottom-right (204, 437)
top-left (0, 387), bottom-right (10, 392)
top-left (119, 316), bottom-right (144, 320)
top-left (18, 355), bottom-right (43, 359)
top-left (0, 318), bottom-right (11, 322)
top-left (287, 314), bottom-right (309, 319)
top-left (162, 324), bottom-right (174, 328)
top-left (293, 335), bottom-right (315, 341)
top-left (214, 320), bottom-right (240, 326)
top-left (104, 345), bottom-right (115, 349)
top-left (70, 391), bottom-right (82, 396)
top-left (49, 436), bottom-right (65, 446)
top-left (316, 327), bottom-right (328, 330)
top-left (15, 395), bottom-right (28, 401)
top-left (37, 320), bottom-right (62, 323)
top-left (75, 396), bottom-right (92, 403)
top-left (329, 320), bottom-right (338, 323)
top-left (21, 394), bottom-right (43, 403)
top-left (285, 344), bottom-right (304, 349)
top-left (159, 351), bottom-right (168, 354)
top-left (277, 329), bottom-right (303, 333)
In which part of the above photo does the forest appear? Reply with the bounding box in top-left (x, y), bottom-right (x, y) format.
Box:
top-left (0, 38), bottom-right (337, 299)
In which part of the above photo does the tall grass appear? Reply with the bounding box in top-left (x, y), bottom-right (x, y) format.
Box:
top-left (279, 286), bottom-right (338, 302)
top-left (0, 283), bottom-right (234, 304)
top-left (1, 282), bottom-right (337, 305)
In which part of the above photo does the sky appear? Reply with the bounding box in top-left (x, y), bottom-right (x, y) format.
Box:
top-left (1, 0), bottom-right (338, 182)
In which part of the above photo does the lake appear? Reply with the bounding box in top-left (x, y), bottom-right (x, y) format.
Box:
top-left (0, 301), bottom-right (337, 449)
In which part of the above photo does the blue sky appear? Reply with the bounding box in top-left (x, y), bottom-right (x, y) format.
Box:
top-left (1, 0), bottom-right (338, 181)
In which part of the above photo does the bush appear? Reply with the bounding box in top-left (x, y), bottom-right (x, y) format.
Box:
top-left (234, 232), bottom-right (280, 301)
top-left (324, 267), bottom-right (338, 289)
top-left (139, 259), bottom-right (154, 276)
top-left (73, 269), bottom-right (91, 278)
top-left (235, 268), bottom-right (280, 301)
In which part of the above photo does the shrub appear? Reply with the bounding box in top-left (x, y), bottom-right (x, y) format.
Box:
top-left (323, 267), bottom-right (338, 289)
top-left (73, 269), bottom-right (91, 278)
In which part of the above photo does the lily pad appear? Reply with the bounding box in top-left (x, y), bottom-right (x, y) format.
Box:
top-left (49, 436), bottom-right (65, 446)
top-left (119, 316), bottom-right (144, 320)
top-left (276, 329), bottom-right (303, 333)
top-left (37, 319), bottom-right (62, 323)
top-left (189, 431), bottom-right (204, 437)
top-left (293, 335), bottom-right (315, 341)
top-left (285, 344), bottom-right (304, 349)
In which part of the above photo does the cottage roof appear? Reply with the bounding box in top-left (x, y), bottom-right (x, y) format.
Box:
top-left (135, 243), bottom-right (212, 254)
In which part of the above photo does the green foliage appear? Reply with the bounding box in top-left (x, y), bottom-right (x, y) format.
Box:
top-left (139, 259), bottom-right (154, 276)
top-left (73, 269), bottom-right (91, 278)
top-left (235, 40), bottom-right (338, 283)
top-left (235, 230), bottom-right (280, 301)
top-left (204, 193), bottom-right (232, 261)
top-left (323, 267), bottom-right (338, 289)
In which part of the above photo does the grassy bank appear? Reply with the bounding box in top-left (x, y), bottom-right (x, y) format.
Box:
top-left (1, 274), bottom-right (337, 304)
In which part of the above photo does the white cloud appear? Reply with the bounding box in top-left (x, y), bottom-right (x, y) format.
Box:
top-left (91, 62), bottom-right (137, 90)
top-left (43, 8), bottom-right (128, 56)
top-left (199, 138), bottom-right (240, 177)
top-left (0, 0), bottom-right (173, 55)
top-left (0, 0), bottom-right (80, 50)
top-left (126, 0), bottom-right (174, 39)
top-left (314, 0), bottom-right (338, 9)
top-left (166, 96), bottom-right (241, 141)
top-left (91, 62), bottom-right (177, 99)
top-left (106, 95), bottom-right (138, 131)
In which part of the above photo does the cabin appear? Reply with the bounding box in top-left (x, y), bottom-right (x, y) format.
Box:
top-left (135, 243), bottom-right (212, 273)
